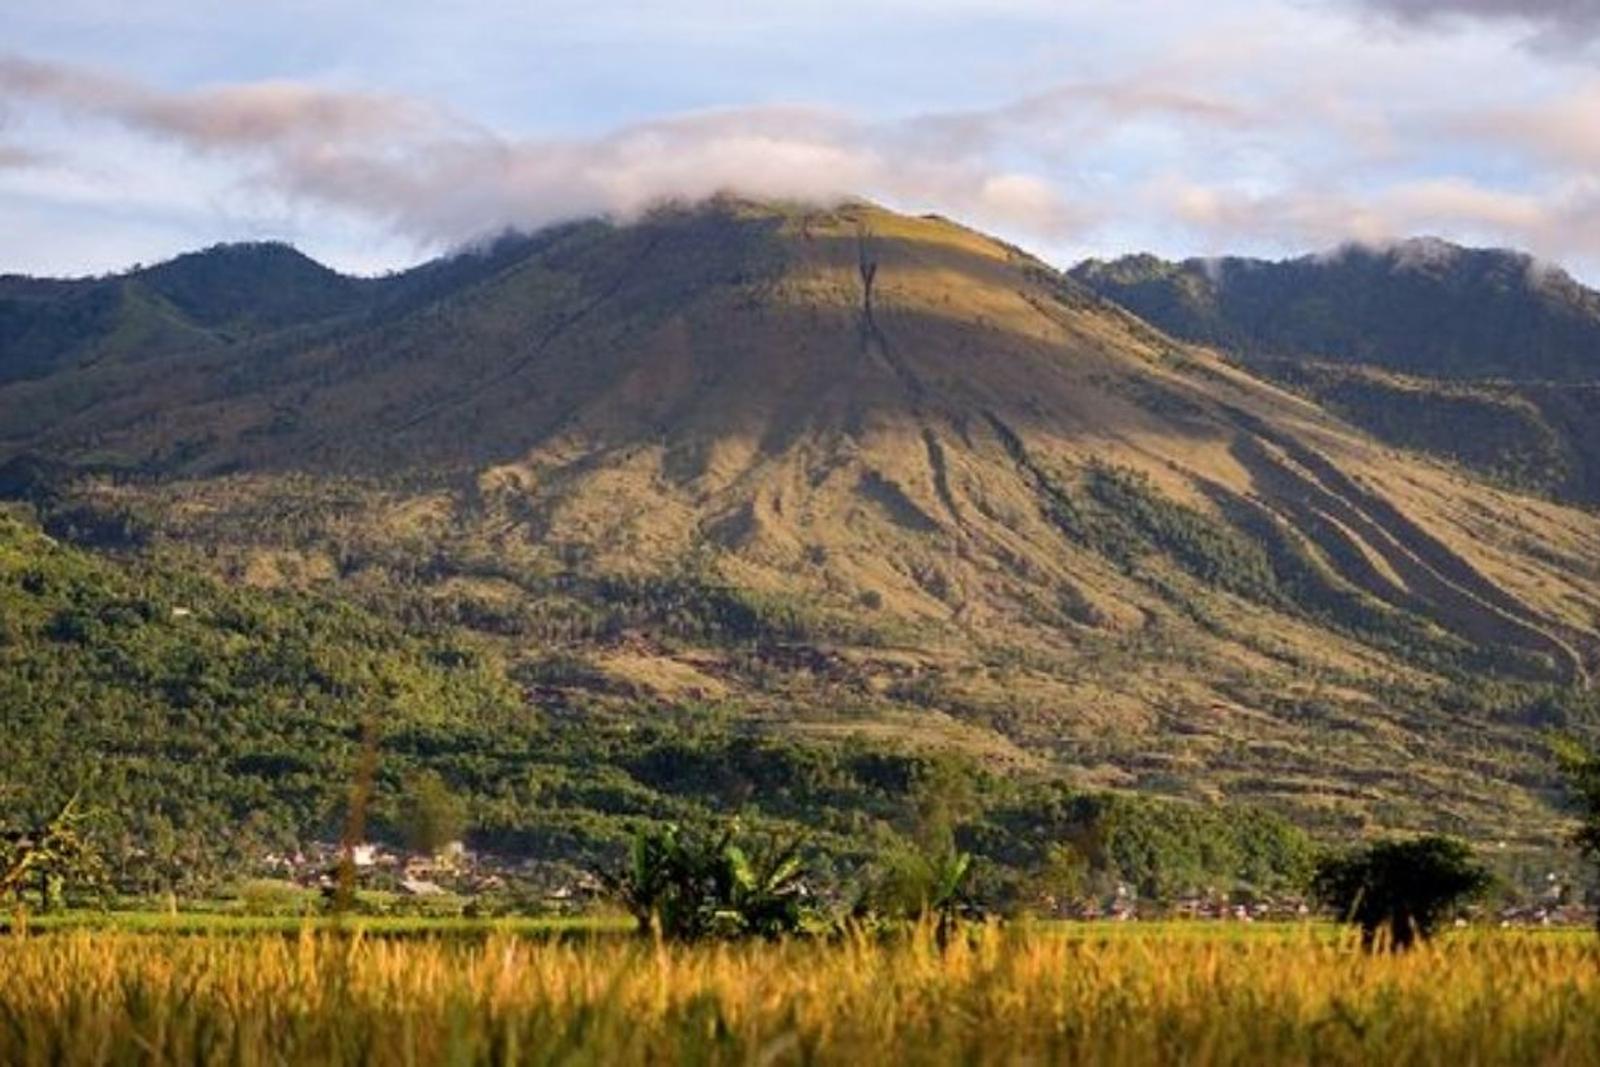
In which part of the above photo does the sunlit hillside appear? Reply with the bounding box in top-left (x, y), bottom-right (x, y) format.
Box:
top-left (3, 199), bottom-right (1598, 863)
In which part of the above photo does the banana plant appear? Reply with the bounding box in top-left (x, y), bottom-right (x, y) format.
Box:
top-left (926, 848), bottom-right (974, 946)
top-left (594, 823), bottom-right (685, 936)
top-left (719, 836), bottom-right (807, 939)
top-left (596, 822), bottom-right (813, 940)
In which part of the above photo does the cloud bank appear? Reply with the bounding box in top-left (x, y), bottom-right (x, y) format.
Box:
top-left (0, 144), bottom-right (44, 168)
top-left (0, 54), bottom-right (1112, 251)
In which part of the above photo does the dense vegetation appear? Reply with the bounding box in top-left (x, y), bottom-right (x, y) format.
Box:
top-left (0, 506), bottom-right (1322, 903)
top-left (0, 505), bottom-right (522, 890)
top-left (1071, 242), bottom-right (1600, 383)
top-left (1255, 361), bottom-right (1598, 500)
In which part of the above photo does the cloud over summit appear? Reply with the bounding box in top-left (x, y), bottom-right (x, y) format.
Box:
top-left (0, 54), bottom-right (1093, 252)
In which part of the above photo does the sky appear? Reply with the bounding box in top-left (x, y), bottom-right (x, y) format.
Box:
top-left (3, 0), bottom-right (1600, 279)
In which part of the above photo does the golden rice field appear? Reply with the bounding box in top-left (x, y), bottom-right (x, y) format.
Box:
top-left (1, 922), bottom-right (1597, 1066)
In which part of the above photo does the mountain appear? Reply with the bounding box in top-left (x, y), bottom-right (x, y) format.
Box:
top-left (1070, 242), bottom-right (1600, 503)
top-left (2, 200), bottom-right (1598, 878)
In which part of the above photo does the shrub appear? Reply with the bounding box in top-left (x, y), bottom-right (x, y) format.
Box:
top-left (235, 878), bottom-right (314, 917)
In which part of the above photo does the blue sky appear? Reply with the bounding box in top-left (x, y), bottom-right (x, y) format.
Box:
top-left (3, 0), bottom-right (1599, 278)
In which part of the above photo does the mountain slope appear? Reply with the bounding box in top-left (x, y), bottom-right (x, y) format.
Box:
top-left (1070, 242), bottom-right (1600, 502)
top-left (0, 502), bottom-right (1327, 896)
top-left (3, 200), bottom-right (1598, 855)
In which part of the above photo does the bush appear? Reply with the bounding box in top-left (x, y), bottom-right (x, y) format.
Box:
top-left (235, 878), bottom-right (314, 917)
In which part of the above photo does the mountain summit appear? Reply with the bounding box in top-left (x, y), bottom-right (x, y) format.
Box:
top-left (4, 199), bottom-right (1599, 842)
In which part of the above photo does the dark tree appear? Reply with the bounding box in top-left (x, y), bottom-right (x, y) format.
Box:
top-left (1312, 836), bottom-right (1490, 950)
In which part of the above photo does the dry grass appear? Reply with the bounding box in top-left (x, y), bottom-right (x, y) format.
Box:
top-left (2, 924), bottom-right (1597, 1065)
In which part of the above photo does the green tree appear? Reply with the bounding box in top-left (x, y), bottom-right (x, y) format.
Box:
top-left (1312, 836), bottom-right (1490, 950)
top-left (1, 795), bottom-right (108, 912)
top-left (1027, 842), bottom-right (1089, 916)
top-left (852, 752), bottom-right (983, 942)
top-left (858, 842), bottom-right (975, 943)
top-left (396, 771), bottom-right (467, 857)
top-left (908, 754), bottom-right (978, 853)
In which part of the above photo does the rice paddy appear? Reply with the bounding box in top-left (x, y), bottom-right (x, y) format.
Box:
top-left (2, 920), bottom-right (1596, 1065)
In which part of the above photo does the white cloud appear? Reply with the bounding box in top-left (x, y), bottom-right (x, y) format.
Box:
top-left (0, 54), bottom-right (1105, 253)
top-left (1151, 174), bottom-right (1600, 268)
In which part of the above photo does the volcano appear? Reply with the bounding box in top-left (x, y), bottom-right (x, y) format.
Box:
top-left (5, 197), bottom-right (1598, 841)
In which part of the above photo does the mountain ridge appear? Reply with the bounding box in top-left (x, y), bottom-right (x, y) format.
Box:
top-left (1071, 237), bottom-right (1600, 382)
top-left (1071, 239), bottom-right (1600, 503)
